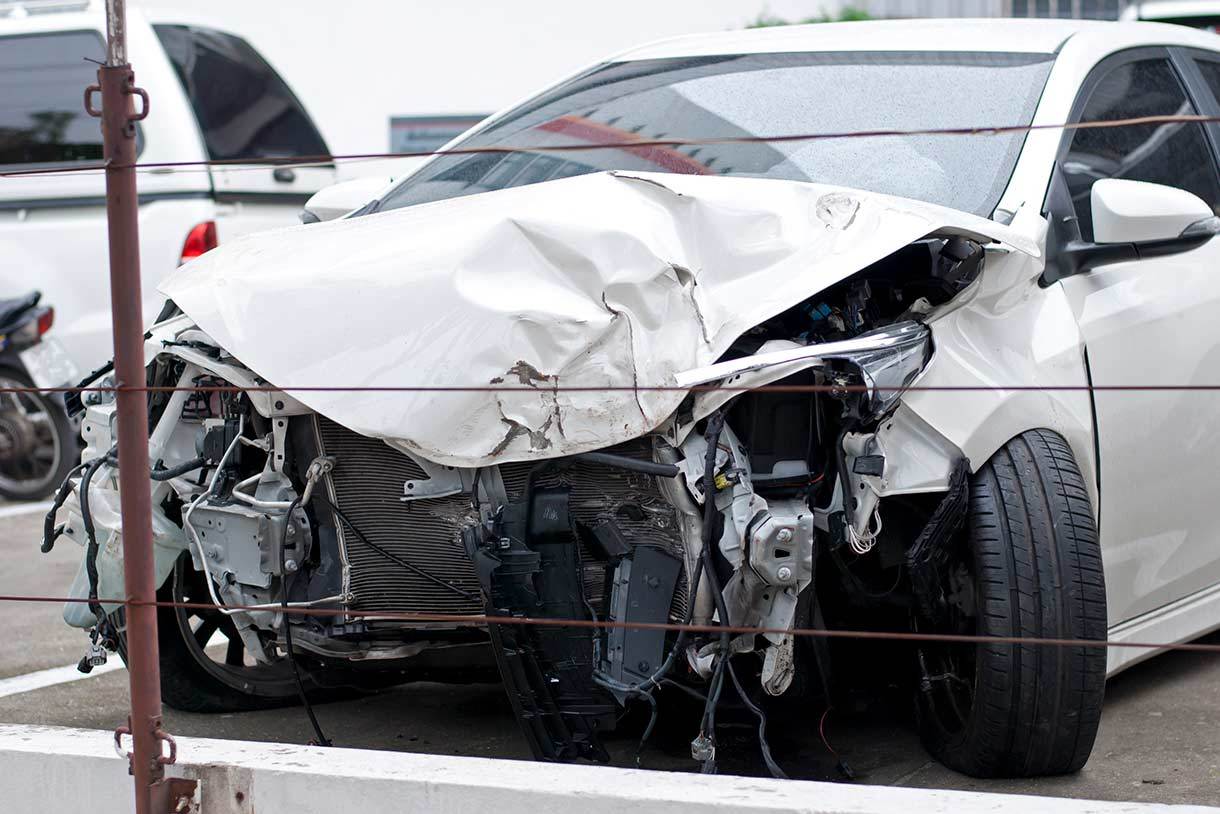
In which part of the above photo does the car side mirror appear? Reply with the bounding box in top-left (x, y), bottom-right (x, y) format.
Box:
top-left (300, 176), bottom-right (393, 224)
top-left (1060, 179), bottom-right (1220, 275)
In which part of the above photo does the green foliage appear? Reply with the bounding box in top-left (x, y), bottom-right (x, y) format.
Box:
top-left (836, 6), bottom-right (873, 21)
top-left (746, 7), bottom-right (872, 27)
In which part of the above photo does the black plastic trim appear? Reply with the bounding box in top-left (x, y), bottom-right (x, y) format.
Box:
top-left (213, 191), bottom-right (315, 206)
top-left (0, 191), bottom-right (211, 211)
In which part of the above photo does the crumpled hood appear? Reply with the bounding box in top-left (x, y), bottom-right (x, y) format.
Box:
top-left (162, 171), bottom-right (1036, 467)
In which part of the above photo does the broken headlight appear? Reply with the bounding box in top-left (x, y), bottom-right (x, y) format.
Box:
top-left (825, 320), bottom-right (931, 418)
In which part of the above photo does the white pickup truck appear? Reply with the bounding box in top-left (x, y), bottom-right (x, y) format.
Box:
top-left (0, 0), bottom-right (335, 378)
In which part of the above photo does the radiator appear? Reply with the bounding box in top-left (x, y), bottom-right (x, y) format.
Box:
top-left (317, 417), bottom-right (483, 615)
top-left (317, 418), bottom-right (688, 620)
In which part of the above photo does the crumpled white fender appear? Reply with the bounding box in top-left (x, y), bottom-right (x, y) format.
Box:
top-left (162, 170), bottom-right (1036, 467)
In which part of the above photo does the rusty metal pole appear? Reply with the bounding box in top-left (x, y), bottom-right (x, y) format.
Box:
top-left (89, 2), bottom-right (171, 812)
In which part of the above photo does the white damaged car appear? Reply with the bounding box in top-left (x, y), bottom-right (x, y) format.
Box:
top-left (46, 19), bottom-right (1220, 777)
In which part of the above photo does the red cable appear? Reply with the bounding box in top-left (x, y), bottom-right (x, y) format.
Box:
top-left (1, 593), bottom-right (1218, 654)
top-left (3, 112), bottom-right (1217, 179)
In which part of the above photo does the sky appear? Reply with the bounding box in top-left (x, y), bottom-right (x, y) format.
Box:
top-left (132, 1), bottom-right (850, 160)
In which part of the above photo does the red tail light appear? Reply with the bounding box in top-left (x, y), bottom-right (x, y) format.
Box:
top-left (36, 307), bottom-right (54, 337)
top-left (180, 221), bottom-right (218, 264)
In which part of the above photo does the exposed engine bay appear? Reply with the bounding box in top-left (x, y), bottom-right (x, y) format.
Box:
top-left (48, 232), bottom-right (983, 770)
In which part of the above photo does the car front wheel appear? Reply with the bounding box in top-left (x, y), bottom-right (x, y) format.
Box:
top-left (114, 553), bottom-right (308, 712)
top-left (916, 428), bottom-right (1107, 777)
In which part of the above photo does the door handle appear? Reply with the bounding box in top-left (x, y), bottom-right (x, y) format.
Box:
top-left (273, 167), bottom-right (296, 184)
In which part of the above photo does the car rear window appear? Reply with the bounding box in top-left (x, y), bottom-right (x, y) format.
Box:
top-left (154, 24), bottom-right (328, 161)
top-left (0, 30), bottom-right (106, 167)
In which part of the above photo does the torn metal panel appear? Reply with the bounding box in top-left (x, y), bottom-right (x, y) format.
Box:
top-left (162, 171), bottom-right (1037, 468)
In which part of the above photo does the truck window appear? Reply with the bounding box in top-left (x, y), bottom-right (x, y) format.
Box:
top-left (0, 31), bottom-right (106, 167)
top-left (154, 24), bottom-right (329, 161)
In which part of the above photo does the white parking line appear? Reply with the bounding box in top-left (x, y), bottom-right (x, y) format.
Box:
top-left (0, 501), bottom-right (52, 520)
top-left (0, 660), bottom-right (122, 699)
top-left (0, 632), bottom-right (225, 700)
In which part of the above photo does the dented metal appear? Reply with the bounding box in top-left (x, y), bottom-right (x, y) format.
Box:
top-left (52, 167), bottom-right (1062, 773)
top-left (159, 170), bottom-right (1033, 468)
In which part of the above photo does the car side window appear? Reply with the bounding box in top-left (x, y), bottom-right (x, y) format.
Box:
top-left (1064, 58), bottom-right (1220, 241)
top-left (0, 31), bottom-right (107, 167)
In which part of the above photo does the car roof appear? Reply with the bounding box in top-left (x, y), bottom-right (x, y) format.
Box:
top-left (613, 18), bottom-right (1220, 62)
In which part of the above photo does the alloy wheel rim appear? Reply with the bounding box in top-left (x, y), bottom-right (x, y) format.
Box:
top-left (917, 545), bottom-right (979, 740)
top-left (170, 555), bottom-right (302, 696)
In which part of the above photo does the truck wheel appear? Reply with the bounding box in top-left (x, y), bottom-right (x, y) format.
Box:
top-left (916, 429), bottom-right (1107, 777)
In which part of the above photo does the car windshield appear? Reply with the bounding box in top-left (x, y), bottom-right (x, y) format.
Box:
top-left (374, 50), bottom-right (1055, 218)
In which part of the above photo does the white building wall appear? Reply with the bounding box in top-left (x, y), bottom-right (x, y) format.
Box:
top-left (858, 0), bottom-right (1004, 16)
top-left (857, 0), bottom-right (1136, 18)
top-left (132, 0), bottom-right (850, 172)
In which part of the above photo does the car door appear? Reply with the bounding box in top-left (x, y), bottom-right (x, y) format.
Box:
top-left (1051, 47), bottom-right (1220, 625)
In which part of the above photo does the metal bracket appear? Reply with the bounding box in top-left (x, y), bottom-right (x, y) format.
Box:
top-left (84, 69), bottom-right (149, 137)
top-left (84, 84), bottom-right (103, 118)
top-left (301, 455), bottom-right (336, 505)
top-left (114, 717), bottom-right (177, 774)
top-left (271, 415), bottom-right (289, 473)
top-left (154, 726), bottom-right (178, 765)
top-left (113, 720), bottom-right (132, 767)
top-left (150, 777), bottom-right (199, 814)
top-left (402, 458), bottom-right (463, 501)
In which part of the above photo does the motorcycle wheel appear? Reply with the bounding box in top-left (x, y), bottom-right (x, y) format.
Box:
top-left (0, 366), bottom-right (77, 501)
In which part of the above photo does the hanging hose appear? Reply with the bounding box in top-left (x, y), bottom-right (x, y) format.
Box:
top-left (40, 460), bottom-right (88, 553)
top-left (149, 456), bottom-right (205, 481)
top-left (694, 411), bottom-right (730, 774)
top-left (79, 447), bottom-right (117, 627)
top-left (725, 658), bottom-right (788, 779)
top-left (278, 496), bottom-right (332, 747)
top-left (590, 412), bottom-right (729, 769)
top-left (593, 420), bottom-right (723, 701)
top-left (689, 410), bottom-right (788, 779)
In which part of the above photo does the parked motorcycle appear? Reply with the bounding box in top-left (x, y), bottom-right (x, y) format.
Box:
top-left (0, 291), bottom-right (79, 500)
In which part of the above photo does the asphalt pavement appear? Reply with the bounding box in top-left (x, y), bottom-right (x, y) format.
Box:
top-left (1, 503), bottom-right (1217, 805)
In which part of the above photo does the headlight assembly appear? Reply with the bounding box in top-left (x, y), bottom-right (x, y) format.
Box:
top-left (822, 320), bottom-right (932, 418)
top-left (674, 318), bottom-right (933, 421)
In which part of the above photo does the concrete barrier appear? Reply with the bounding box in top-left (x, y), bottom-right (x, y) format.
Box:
top-left (0, 723), bottom-right (1215, 814)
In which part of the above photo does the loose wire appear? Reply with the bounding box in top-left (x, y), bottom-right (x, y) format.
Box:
top-left (313, 493), bottom-right (477, 601)
top-left (5, 591), bottom-right (1220, 654)
top-left (726, 658), bottom-right (788, 779)
top-left (279, 496), bottom-right (332, 748)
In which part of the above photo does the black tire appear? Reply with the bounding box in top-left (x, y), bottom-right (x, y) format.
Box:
top-left (115, 554), bottom-right (307, 712)
top-left (0, 366), bottom-right (77, 501)
top-left (917, 429), bottom-right (1107, 778)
